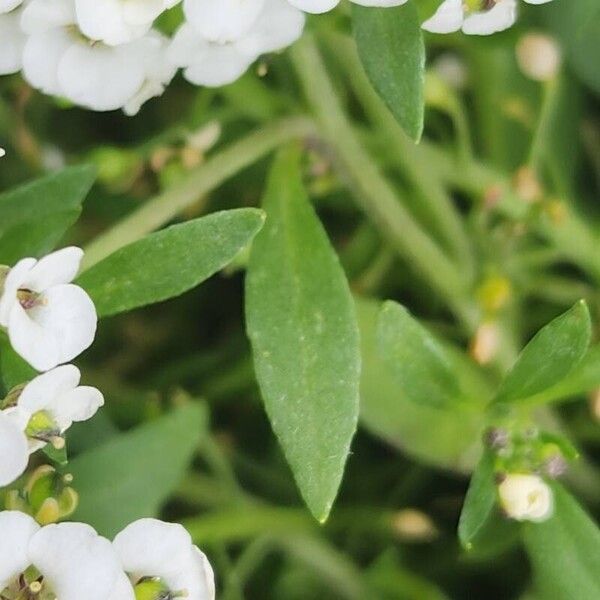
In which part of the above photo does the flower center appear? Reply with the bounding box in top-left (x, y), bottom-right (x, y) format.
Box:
top-left (25, 411), bottom-right (64, 450)
top-left (17, 289), bottom-right (44, 311)
top-left (464, 0), bottom-right (497, 12)
top-left (1, 570), bottom-right (55, 600)
top-left (134, 578), bottom-right (188, 600)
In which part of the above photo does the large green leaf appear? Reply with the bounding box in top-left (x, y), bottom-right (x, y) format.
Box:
top-left (358, 298), bottom-right (484, 473)
top-left (0, 165), bottom-right (95, 264)
top-left (69, 403), bottom-right (206, 538)
top-left (245, 149), bottom-right (360, 522)
top-left (494, 301), bottom-right (591, 404)
top-left (352, 2), bottom-right (425, 141)
top-left (78, 208), bottom-right (265, 317)
top-left (376, 300), bottom-right (461, 409)
top-left (523, 485), bottom-right (600, 600)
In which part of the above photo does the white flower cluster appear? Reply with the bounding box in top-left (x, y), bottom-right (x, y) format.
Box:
top-left (423, 0), bottom-right (553, 36)
top-left (0, 247), bottom-right (100, 486)
top-left (0, 246), bottom-right (216, 598)
top-left (0, 513), bottom-right (215, 600)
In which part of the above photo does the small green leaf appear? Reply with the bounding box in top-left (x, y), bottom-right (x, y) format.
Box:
top-left (376, 301), bottom-right (461, 409)
top-left (458, 450), bottom-right (497, 549)
top-left (68, 403), bottom-right (206, 538)
top-left (357, 298), bottom-right (484, 473)
top-left (78, 208), bottom-right (265, 317)
top-left (352, 2), bottom-right (425, 141)
top-left (0, 334), bottom-right (36, 393)
top-left (495, 301), bottom-right (591, 404)
top-left (523, 484), bottom-right (600, 600)
top-left (0, 165), bottom-right (95, 264)
top-left (245, 149), bottom-right (360, 522)
top-left (42, 442), bottom-right (68, 466)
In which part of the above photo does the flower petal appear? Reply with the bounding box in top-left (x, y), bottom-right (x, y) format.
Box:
top-left (0, 511), bottom-right (40, 591)
top-left (462, 0), bottom-right (517, 35)
top-left (0, 414), bottom-right (29, 486)
top-left (422, 0), bottom-right (464, 33)
top-left (22, 247), bottom-right (83, 292)
top-left (26, 284), bottom-right (97, 367)
top-left (28, 522), bottom-right (127, 600)
top-left (0, 11), bottom-right (26, 75)
top-left (54, 385), bottom-right (104, 431)
top-left (183, 0), bottom-right (265, 43)
top-left (0, 257), bottom-right (36, 326)
top-left (285, 0), bottom-right (338, 13)
top-left (20, 0), bottom-right (75, 35)
top-left (18, 365), bottom-right (81, 416)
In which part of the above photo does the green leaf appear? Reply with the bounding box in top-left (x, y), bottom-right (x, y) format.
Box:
top-left (245, 149), bottom-right (360, 522)
top-left (0, 334), bottom-right (36, 393)
top-left (458, 450), bottom-right (497, 549)
top-left (376, 301), bottom-right (461, 409)
top-left (495, 301), bottom-right (591, 404)
top-left (543, 0), bottom-right (600, 94)
top-left (352, 2), bottom-right (425, 141)
top-left (68, 403), bottom-right (206, 538)
top-left (0, 165), bottom-right (95, 264)
top-left (78, 208), bottom-right (265, 317)
top-left (523, 485), bottom-right (600, 600)
top-left (357, 297), bottom-right (484, 473)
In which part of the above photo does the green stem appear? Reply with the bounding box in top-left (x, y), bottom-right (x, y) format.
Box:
top-left (82, 117), bottom-right (316, 270)
top-left (291, 35), bottom-right (477, 329)
top-left (327, 32), bottom-right (474, 277)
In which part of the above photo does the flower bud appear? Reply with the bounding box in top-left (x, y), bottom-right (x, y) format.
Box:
top-left (516, 33), bottom-right (561, 82)
top-left (498, 473), bottom-right (553, 522)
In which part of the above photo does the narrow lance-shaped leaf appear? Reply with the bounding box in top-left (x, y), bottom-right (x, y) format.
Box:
top-left (352, 2), bottom-right (425, 141)
top-left (458, 450), bottom-right (497, 549)
top-left (69, 403), bottom-right (206, 538)
top-left (523, 484), bottom-right (600, 600)
top-left (78, 208), bottom-right (265, 317)
top-left (494, 301), bottom-right (591, 404)
top-left (245, 148), bottom-right (360, 522)
top-left (376, 301), bottom-right (462, 409)
top-left (0, 165), bottom-right (95, 264)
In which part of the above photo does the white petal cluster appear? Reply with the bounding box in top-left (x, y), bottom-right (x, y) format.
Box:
top-left (423, 0), bottom-right (554, 36)
top-left (0, 512), bottom-right (215, 600)
top-left (0, 365), bottom-right (104, 486)
top-left (498, 473), bottom-right (553, 522)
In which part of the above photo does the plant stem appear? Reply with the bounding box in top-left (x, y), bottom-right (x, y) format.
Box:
top-left (291, 35), bottom-right (478, 329)
top-left (82, 117), bottom-right (316, 270)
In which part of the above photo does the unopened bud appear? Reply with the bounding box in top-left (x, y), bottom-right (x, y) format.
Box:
top-left (392, 509), bottom-right (437, 542)
top-left (516, 33), bottom-right (561, 82)
top-left (470, 322), bottom-right (501, 365)
top-left (484, 427), bottom-right (509, 450)
top-left (36, 497), bottom-right (61, 525)
top-left (513, 166), bottom-right (543, 203)
top-left (543, 454), bottom-right (568, 479)
top-left (498, 473), bottom-right (553, 522)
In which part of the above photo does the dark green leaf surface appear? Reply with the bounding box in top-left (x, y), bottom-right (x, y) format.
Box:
top-left (376, 301), bottom-right (461, 409)
top-left (0, 334), bottom-right (36, 393)
top-left (0, 165), bottom-right (95, 264)
top-left (69, 403), bottom-right (206, 538)
top-left (78, 208), bottom-right (265, 317)
top-left (352, 2), bottom-right (425, 141)
top-left (523, 484), bottom-right (600, 600)
top-left (458, 450), bottom-right (497, 549)
top-left (245, 149), bottom-right (360, 522)
top-left (495, 301), bottom-right (591, 404)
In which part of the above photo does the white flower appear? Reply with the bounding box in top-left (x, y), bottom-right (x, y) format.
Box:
top-left (422, 0), bottom-right (553, 36)
top-left (0, 365), bottom-right (103, 485)
top-left (113, 518), bottom-right (215, 600)
top-left (123, 31), bottom-right (177, 116)
top-left (0, 8), bottom-right (26, 75)
top-left (287, 0), bottom-right (406, 14)
top-left (498, 473), bottom-right (553, 522)
top-left (21, 0), bottom-right (171, 113)
top-left (0, 247), bottom-right (97, 371)
top-left (0, 513), bottom-right (134, 600)
top-left (170, 0), bottom-right (304, 87)
top-left (0, 0), bottom-right (23, 13)
top-left (75, 0), bottom-right (180, 46)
